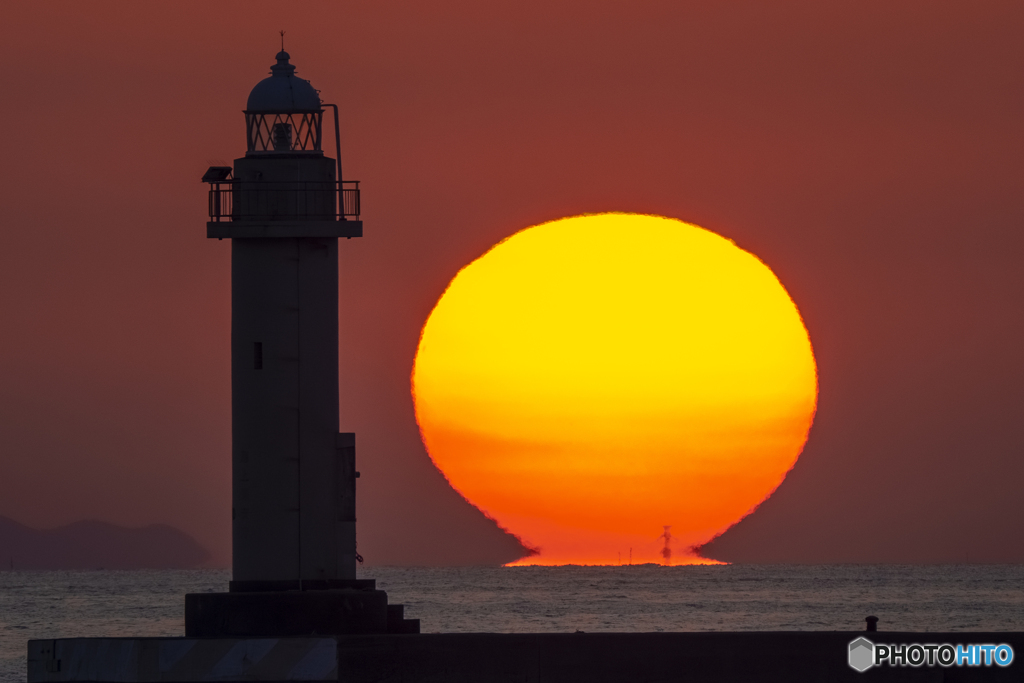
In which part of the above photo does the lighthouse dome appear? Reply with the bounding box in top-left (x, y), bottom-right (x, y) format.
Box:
top-left (246, 51), bottom-right (322, 113)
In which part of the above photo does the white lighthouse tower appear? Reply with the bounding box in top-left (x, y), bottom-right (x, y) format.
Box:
top-left (186, 49), bottom-right (417, 637)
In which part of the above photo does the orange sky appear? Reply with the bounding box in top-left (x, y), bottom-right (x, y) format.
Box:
top-left (1, 2), bottom-right (1023, 565)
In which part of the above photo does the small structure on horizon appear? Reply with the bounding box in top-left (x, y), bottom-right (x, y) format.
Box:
top-left (658, 525), bottom-right (673, 564)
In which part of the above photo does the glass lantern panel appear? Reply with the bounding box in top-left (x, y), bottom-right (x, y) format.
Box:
top-left (246, 113), bottom-right (322, 152)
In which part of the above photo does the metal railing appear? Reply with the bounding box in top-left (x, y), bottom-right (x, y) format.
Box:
top-left (207, 180), bottom-right (360, 222)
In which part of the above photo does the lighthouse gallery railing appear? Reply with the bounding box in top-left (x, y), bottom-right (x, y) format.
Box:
top-left (207, 180), bottom-right (360, 222)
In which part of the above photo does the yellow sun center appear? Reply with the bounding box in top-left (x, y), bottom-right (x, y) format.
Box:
top-left (412, 213), bottom-right (817, 565)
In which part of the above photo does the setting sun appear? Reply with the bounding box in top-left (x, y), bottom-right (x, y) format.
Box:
top-left (412, 213), bottom-right (817, 565)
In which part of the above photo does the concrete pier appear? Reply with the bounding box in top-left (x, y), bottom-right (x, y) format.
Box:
top-left (28, 631), bottom-right (1024, 682)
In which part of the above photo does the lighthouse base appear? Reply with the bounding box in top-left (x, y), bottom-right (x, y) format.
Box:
top-left (184, 589), bottom-right (419, 638)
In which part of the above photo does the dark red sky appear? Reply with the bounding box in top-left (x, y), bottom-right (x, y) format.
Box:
top-left (1, 1), bottom-right (1022, 566)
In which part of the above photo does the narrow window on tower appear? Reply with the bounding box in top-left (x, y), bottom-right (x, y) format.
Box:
top-left (254, 342), bottom-right (263, 370)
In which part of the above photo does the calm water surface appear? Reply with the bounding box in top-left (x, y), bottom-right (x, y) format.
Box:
top-left (2, 564), bottom-right (1022, 681)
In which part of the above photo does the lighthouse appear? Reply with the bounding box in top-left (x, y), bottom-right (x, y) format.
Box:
top-left (186, 49), bottom-right (417, 637)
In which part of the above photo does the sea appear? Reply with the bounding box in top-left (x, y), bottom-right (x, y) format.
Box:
top-left (2, 564), bottom-right (1022, 681)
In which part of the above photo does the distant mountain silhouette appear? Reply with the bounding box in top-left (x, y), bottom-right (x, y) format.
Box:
top-left (0, 516), bottom-right (210, 569)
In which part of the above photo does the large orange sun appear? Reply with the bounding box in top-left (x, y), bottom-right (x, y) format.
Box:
top-left (412, 213), bottom-right (817, 565)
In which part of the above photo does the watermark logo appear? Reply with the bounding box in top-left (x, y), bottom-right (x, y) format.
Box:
top-left (848, 638), bottom-right (874, 672)
top-left (849, 638), bottom-right (1014, 671)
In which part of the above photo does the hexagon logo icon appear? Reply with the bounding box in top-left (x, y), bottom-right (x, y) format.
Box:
top-left (848, 637), bottom-right (875, 672)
